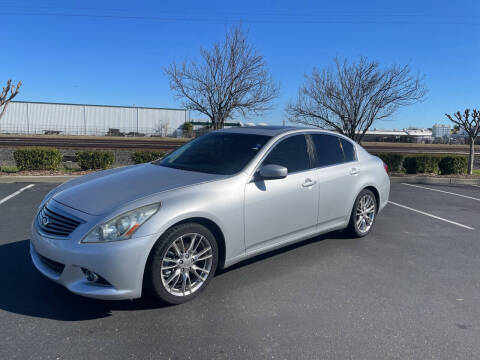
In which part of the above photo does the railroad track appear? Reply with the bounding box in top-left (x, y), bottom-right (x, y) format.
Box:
top-left (0, 136), bottom-right (478, 155)
top-left (0, 136), bottom-right (188, 150)
top-left (362, 146), bottom-right (479, 155)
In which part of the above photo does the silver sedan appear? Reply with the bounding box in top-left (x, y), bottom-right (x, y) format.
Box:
top-left (30, 126), bottom-right (390, 304)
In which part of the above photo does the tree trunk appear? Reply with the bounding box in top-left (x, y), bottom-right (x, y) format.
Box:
top-left (468, 139), bottom-right (474, 175)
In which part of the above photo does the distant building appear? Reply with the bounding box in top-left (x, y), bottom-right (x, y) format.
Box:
top-left (362, 127), bottom-right (433, 143)
top-left (1, 101), bottom-right (189, 137)
top-left (432, 124), bottom-right (451, 138)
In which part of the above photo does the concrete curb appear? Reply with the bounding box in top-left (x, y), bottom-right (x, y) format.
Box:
top-left (390, 176), bottom-right (480, 185)
top-left (0, 175), bottom-right (78, 183)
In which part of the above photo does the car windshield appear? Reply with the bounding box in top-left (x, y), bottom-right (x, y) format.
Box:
top-left (154, 132), bottom-right (271, 175)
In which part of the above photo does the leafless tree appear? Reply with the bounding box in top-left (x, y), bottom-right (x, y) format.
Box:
top-left (165, 26), bottom-right (279, 130)
top-left (154, 119), bottom-right (171, 137)
top-left (0, 79), bottom-right (22, 121)
top-left (445, 109), bottom-right (480, 174)
top-left (286, 57), bottom-right (427, 142)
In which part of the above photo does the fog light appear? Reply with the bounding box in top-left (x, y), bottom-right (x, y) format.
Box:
top-left (84, 269), bottom-right (99, 283)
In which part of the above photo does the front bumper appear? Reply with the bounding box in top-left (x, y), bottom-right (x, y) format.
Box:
top-left (30, 227), bottom-right (158, 300)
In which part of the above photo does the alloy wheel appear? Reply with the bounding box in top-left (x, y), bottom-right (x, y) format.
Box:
top-left (160, 233), bottom-right (213, 297)
top-left (355, 194), bottom-right (376, 234)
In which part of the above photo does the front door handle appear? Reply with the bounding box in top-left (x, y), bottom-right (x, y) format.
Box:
top-left (350, 167), bottom-right (360, 176)
top-left (302, 178), bottom-right (317, 187)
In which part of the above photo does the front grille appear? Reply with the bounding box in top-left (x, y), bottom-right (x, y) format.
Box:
top-left (38, 253), bottom-right (65, 274)
top-left (37, 205), bottom-right (81, 237)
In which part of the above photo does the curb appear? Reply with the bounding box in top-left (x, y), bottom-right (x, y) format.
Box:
top-left (0, 175), bottom-right (78, 183)
top-left (390, 176), bottom-right (480, 185)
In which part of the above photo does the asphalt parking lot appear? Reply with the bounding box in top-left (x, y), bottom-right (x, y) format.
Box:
top-left (1, 181), bottom-right (480, 359)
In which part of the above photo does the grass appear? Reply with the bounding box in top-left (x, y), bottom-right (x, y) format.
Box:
top-left (0, 165), bottom-right (19, 173)
top-left (473, 169), bottom-right (480, 175)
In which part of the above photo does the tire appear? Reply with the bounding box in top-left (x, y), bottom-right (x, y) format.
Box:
top-left (145, 223), bottom-right (218, 305)
top-left (346, 189), bottom-right (377, 238)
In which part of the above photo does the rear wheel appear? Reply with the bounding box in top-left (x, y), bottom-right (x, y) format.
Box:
top-left (145, 223), bottom-right (218, 305)
top-left (347, 189), bottom-right (377, 237)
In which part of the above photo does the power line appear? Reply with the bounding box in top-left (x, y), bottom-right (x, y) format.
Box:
top-left (0, 11), bottom-right (478, 26)
top-left (0, 4), bottom-right (478, 19)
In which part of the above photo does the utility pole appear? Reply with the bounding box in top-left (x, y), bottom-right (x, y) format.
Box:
top-left (83, 105), bottom-right (86, 135)
top-left (26, 102), bottom-right (29, 134)
top-left (136, 106), bottom-right (139, 135)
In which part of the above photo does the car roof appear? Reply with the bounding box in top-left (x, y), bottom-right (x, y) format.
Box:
top-left (218, 125), bottom-right (330, 137)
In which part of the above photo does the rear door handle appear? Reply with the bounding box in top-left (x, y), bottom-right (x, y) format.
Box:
top-left (302, 178), bottom-right (317, 187)
top-left (350, 167), bottom-right (360, 175)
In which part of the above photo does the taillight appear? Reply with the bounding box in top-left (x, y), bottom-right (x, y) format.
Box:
top-left (383, 162), bottom-right (389, 173)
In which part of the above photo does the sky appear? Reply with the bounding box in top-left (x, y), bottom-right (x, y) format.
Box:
top-left (2, 0), bottom-right (479, 129)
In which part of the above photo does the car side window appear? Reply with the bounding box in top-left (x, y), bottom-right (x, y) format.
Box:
top-left (262, 135), bottom-right (310, 173)
top-left (311, 134), bottom-right (345, 167)
top-left (339, 138), bottom-right (355, 162)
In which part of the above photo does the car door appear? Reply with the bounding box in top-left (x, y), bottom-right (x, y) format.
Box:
top-left (244, 134), bottom-right (319, 251)
top-left (310, 134), bottom-right (359, 229)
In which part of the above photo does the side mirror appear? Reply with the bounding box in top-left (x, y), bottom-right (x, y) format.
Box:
top-left (258, 164), bottom-right (288, 180)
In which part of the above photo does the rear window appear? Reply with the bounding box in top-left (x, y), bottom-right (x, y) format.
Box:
top-left (311, 134), bottom-right (344, 167)
top-left (311, 134), bottom-right (356, 167)
top-left (340, 138), bottom-right (356, 162)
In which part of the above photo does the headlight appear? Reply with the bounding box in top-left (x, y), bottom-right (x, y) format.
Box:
top-left (82, 203), bottom-right (160, 243)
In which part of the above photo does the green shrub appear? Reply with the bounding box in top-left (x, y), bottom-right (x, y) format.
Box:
top-left (438, 156), bottom-right (468, 175)
top-left (76, 151), bottom-right (114, 170)
top-left (182, 122), bottom-right (193, 137)
top-left (13, 147), bottom-right (62, 170)
top-left (403, 155), bottom-right (441, 174)
top-left (131, 150), bottom-right (165, 164)
top-left (0, 165), bottom-right (19, 173)
top-left (373, 153), bottom-right (404, 172)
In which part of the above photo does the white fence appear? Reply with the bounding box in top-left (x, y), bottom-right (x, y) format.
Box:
top-left (0, 101), bottom-right (189, 137)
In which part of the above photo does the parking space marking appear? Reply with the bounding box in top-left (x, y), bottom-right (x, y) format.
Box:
top-left (402, 183), bottom-right (480, 201)
top-left (0, 184), bottom-right (35, 205)
top-left (388, 201), bottom-right (475, 230)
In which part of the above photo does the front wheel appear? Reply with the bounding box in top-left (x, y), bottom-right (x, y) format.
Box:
top-left (347, 189), bottom-right (377, 237)
top-left (145, 223), bottom-right (218, 305)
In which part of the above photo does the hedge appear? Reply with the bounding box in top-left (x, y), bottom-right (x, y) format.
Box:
top-left (438, 156), bottom-right (468, 175)
top-left (403, 155), bottom-right (441, 174)
top-left (372, 153), bottom-right (469, 175)
top-left (76, 150), bottom-right (114, 170)
top-left (131, 150), bottom-right (165, 164)
top-left (13, 147), bottom-right (62, 170)
top-left (373, 153), bottom-right (404, 173)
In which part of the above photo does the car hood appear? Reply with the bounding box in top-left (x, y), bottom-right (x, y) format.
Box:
top-left (52, 163), bottom-right (223, 215)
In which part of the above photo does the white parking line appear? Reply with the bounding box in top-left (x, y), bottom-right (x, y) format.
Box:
top-left (402, 183), bottom-right (480, 202)
top-left (0, 184), bottom-right (35, 205)
top-left (388, 201), bottom-right (474, 230)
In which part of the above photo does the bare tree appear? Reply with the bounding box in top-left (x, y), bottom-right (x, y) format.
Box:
top-left (0, 79), bottom-right (22, 121)
top-left (445, 109), bottom-right (480, 174)
top-left (165, 26), bottom-right (279, 130)
top-left (286, 57), bottom-right (427, 142)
